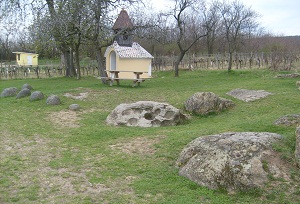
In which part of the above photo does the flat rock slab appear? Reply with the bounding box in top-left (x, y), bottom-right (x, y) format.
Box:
top-left (177, 132), bottom-right (285, 192)
top-left (295, 127), bottom-right (300, 167)
top-left (227, 88), bottom-right (272, 102)
top-left (274, 114), bottom-right (300, 126)
top-left (64, 92), bottom-right (89, 100)
top-left (275, 73), bottom-right (300, 78)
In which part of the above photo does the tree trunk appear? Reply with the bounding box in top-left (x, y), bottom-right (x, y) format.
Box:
top-left (74, 45), bottom-right (81, 79)
top-left (63, 48), bottom-right (76, 77)
top-left (174, 51), bottom-right (185, 77)
top-left (96, 47), bottom-right (108, 84)
top-left (228, 51), bottom-right (233, 71)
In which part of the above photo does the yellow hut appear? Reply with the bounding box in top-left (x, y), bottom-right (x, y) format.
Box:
top-left (104, 9), bottom-right (153, 81)
top-left (104, 41), bottom-right (153, 79)
top-left (12, 52), bottom-right (39, 66)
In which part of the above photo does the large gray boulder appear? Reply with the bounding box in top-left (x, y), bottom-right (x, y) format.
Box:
top-left (295, 127), bottom-right (300, 167)
top-left (46, 95), bottom-right (61, 105)
top-left (106, 101), bottom-right (186, 127)
top-left (1, 87), bottom-right (18, 98)
top-left (16, 88), bottom-right (31, 99)
top-left (184, 92), bottom-right (234, 115)
top-left (176, 132), bottom-right (284, 192)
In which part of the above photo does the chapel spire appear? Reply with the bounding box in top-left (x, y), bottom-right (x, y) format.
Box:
top-left (112, 9), bottom-right (134, 47)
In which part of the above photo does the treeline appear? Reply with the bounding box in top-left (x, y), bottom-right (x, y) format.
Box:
top-left (0, 0), bottom-right (300, 79)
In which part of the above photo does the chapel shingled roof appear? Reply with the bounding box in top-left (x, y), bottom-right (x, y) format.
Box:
top-left (112, 9), bottom-right (134, 30)
top-left (104, 41), bottom-right (153, 59)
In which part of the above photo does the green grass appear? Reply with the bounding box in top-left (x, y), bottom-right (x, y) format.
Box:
top-left (1, 69), bottom-right (300, 203)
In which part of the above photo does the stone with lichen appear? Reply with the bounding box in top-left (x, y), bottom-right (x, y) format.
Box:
top-left (176, 132), bottom-right (285, 192)
top-left (106, 101), bottom-right (186, 127)
top-left (184, 92), bottom-right (234, 115)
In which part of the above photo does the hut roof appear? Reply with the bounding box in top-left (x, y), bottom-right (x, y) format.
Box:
top-left (112, 9), bottom-right (134, 30)
top-left (12, 52), bottom-right (38, 55)
top-left (105, 41), bottom-right (153, 59)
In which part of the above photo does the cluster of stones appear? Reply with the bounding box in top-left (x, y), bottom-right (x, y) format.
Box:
top-left (105, 88), bottom-right (300, 192)
top-left (1, 84), bottom-right (56, 104)
top-left (1, 84), bottom-right (80, 110)
top-left (107, 92), bottom-right (235, 128)
top-left (0, 84), bottom-right (80, 111)
top-left (2, 80), bottom-right (298, 192)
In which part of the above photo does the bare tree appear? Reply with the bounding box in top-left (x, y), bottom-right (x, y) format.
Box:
top-left (217, 0), bottom-right (259, 71)
top-left (171, 0), bottom-right (207, 77)
top-left (203, 2), bottom-right (221, 56)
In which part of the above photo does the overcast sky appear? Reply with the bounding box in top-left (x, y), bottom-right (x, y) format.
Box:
top-left (150, 0), bottom-right (300, 36)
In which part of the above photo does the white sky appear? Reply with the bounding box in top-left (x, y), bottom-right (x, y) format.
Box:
top-left (150, 0), bottom-right (300, 36)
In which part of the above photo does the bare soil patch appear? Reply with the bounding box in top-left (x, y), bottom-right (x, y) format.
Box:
top-left (48, 110), bottom-right (80, 128)
top-left (0, 130), bottom-right (138, 203)
top-left (110, 136), bottom-right (165, 155)
top-left (47, 108), bottom-right (97, 129)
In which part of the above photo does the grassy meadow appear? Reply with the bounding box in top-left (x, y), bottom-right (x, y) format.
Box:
top-left (1, 69), bottom-right (300, 203)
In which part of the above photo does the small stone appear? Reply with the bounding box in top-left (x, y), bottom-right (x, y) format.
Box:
top-left (16, 88), bottom-right (31, 99)
top-left (30, 91), bottom-right (44, 101)
top-left (1, 87), bottom-right (18, 98)
top-left (22, 84), bottom-right (33, 90)
top-left (69, 104), bottom-right (80, 111)
top-left (46, 95), bottom-right (61, 105)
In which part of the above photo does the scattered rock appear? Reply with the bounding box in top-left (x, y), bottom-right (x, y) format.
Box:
top-left (22, 84), bottom-right (33, 90)
top-left (295, 127), bottom-right (300, 167)
top-left (227, 88), bottom-right (272, 102)
top-left (46, 95), bottom-right (61, 105)
top-left (69, 104), bottom-right (80, 111)
top-left (16, 88), bottom-right (31, 99)
top-left (176, 132), bottom-right (285, 192)
top-left (106, 101), bottom-right (186, 127)
top-left (296, 81), bottom-right (300, 87)
top-left (1, 87), bottom-right (18, 98)
top-left (274, 114), bottom-right (300, 126)
top-left (275, 73), bottom-right (300, 78)
top-left (30, 91), bottom-right (44, 101)
top-left (64, 92), bottom-right (89, 100)
top-left (184, 92), bottom-right (234, 115)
